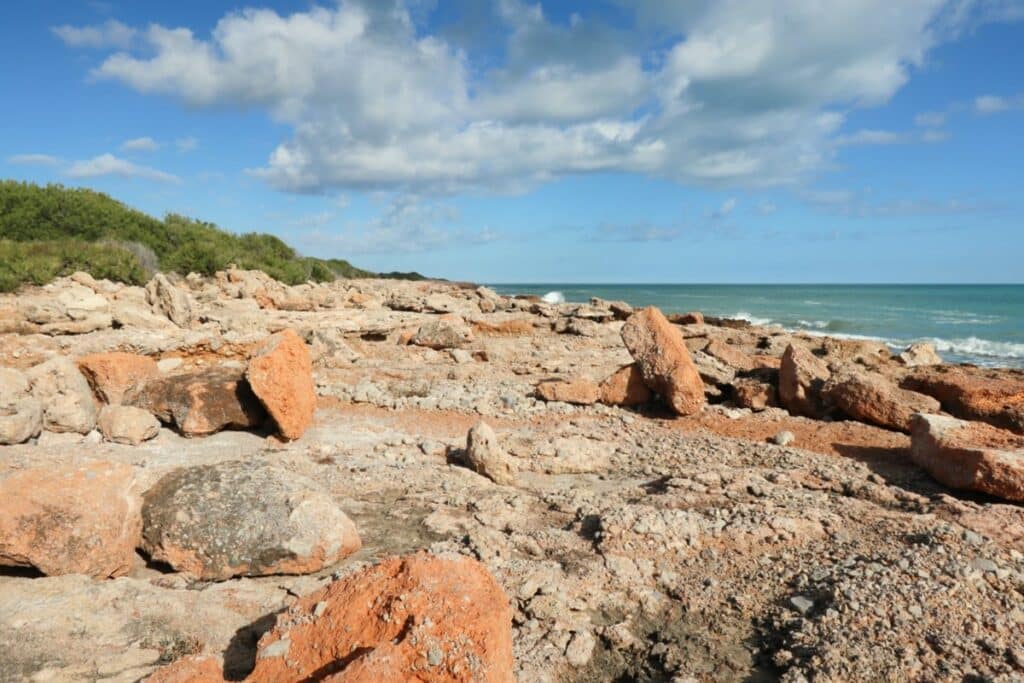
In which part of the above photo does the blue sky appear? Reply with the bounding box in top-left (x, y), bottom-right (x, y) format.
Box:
top-left (2, 0), bottom-right (1023, 283)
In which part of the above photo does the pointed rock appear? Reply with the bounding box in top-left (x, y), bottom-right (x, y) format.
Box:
top-left (620, 306), bottom-right (705, 415)
top-left (245, 328), bottom-right (316, 440)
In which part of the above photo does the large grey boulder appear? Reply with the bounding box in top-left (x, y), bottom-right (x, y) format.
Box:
top-left (26, 357), bottom-right (97, 434)
top-left (0, 367), bottom-right (42, 445)
top-left (141, 462), bottom-right (362, 580)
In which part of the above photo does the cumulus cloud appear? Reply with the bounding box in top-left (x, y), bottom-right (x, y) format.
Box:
top-left (63, 1), bottom-right (1022, 195)
top-left (65, 154), bottom-right (180, 183)
top-left (121, 136), bottom-right (160, 152)
top-left (52, 19), bottom-right (135, 49)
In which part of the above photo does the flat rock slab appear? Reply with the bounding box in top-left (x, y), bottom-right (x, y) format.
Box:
top-left (910, 413), bottom-right (1024, 502)
top-left (141, 461), bottom-right (361, 580)
top-left (825, 371), bottom-right (940, 433)
top-left (903, 365), bottom-right (1024, 434)
top-left (245, 328), bottom-right (316, 440)
top-left (0, 460), bottom-right (142, 578)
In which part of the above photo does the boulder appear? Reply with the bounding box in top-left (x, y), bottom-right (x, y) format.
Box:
top-left (26, 357), bottom-right (98, 434)
top-left (0, 367), bottom-right (43, 445)
top-left (598, 364), bottom-right (652, 406)
top-left (902, 366), bottom-right (1024, 434)
top-left (77, 351), bottom-right (160, 405)
top-left (97, 404), bottom-right (160, 445)
top-left (909, 414), bottom-right (1024, 502)
top-left (0, 461), bottom-right (142, 578)
top-left (16, 280), bottom-right (112, 335)
top-left (732, 378), bottom-right (777, 412)
top-left (141, 462), bottom-right (361, 580)
top-left (536, 378), bottom-right (600, 405)
top-left (146, 273), bottom-right (196, 328)
top-left (823, 372), bottom-right (940, 433)
top-left (464, 421), bottom-right (517, 485)
top-left (898, 342), bottom-right (943, 367)
top-left (247, 553), bottom-right (515, 683)
top-left (411, 317), bottom-right (473, 349)
top-left (778, 344), bottom-right (831, 418)
top-left (125, 367), bottom-right (266, 437)
top-left (245, 329), bottom-right (316, 440)
top-left (620, 306), bottom-right (705, 416)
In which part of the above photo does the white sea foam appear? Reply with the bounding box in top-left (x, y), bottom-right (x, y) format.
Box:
top-left (541, 291), bottom-right (565, 304)
top-left (796, 319), bottom-right (830, 329)
top-left (923, 336), bottom-right (1024, 360)
top-left (731, 311), bottom-right (774, 326)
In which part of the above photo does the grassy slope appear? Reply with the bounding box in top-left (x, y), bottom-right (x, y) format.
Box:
top-left (0, 181), bottom-right (424, 292)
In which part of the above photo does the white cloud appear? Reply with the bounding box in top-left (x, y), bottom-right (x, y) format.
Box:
top-left (835, 129), bottom-right (911, 146)
top-left (974, 93), bottom-right (1024, 113)
top-left (52, 19), bottom-right (135, 49)
top-left (8, 153), bottom-right (62, 166)
top-left (64, 1), bottom-right (1022, 195)
top-left (65, 153), bottom-right (180, 183)
top-left (175, 136), bottom-right (199, 152)
top-left (121, 136), bottom-right (160, 152)
top-left (914, 111), bottom-right (947, 127)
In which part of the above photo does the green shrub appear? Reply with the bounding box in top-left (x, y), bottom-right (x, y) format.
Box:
top-left (0, 239), bottom-right (147, 292)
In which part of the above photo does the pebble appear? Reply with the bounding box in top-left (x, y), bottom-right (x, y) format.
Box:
top-left (771, 431), bottom-right (796, 446)
top-left (789, 595), bottom-right (815, 616)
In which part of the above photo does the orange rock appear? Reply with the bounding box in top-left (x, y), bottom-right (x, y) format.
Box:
top-left (902, 365), bottom-right (1024, 434)
top-left (598, 364), bottom-right (651, 406)
top-left (732, 378), bottom-right (777, 412)
top-left (78, 352), bottom-right (160, 404)
top-left (778, 344), bottom-right (830, 418)
top-left (621, 306), bottom-right (705, 416)
top-left (910, 414), bottom-right (1024, 502)
top-left (472, 319), bottom-right (535, 336)
top-left (246, 329), bottom-right (316, 440)
top-left (0, 461), bottom-right (141, 578)
top-left (824, 372), bottom-right (939, 433)
top-left (247, 553), bottom-right (515, 683)
top-left (703, 340), bottom-right (756, 372)
top-left (146, 655), bottom-right (226, 683)
top-left (536, 378), bottom-right (600, 405)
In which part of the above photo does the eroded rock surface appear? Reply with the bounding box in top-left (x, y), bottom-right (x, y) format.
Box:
top-left (621, 306), bottom-right (705, 415)
top-left (245, 329), bottom-right (316, 440)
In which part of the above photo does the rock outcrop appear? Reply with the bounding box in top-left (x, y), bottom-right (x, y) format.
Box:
top-left (620, 306), bottom-right (705, 416)
top-left (246, 553), bottom-right (515, 683)
top-left (909, 413), bottom-right (1024, 502)
top-left (0, 367), bottom-right (43, 445)
top-left (902, 365), bottom-right (1024, 434)
top-left (141, 462), bottom-right (361, 580)
top-left (16, 280), bottom-right (112, 335)
top-left (245, 329), bottom-right (316, 440)
top-left (26, 357), bottom-right (98, 434)
top-left (824, 372), bottom-right (940, 433)
top-left (898, 342), bottom-right (942, 367)
top-left (146, 273), bottom-right (196, 328)
top-left (411, 317), bottom-right (473, 349)
top-left (126, 367), bottom-right (266, 437)
top-left (0, 461), bottom-right (141, 578)
top-left (778, 344), bottom-right (831, 418)
top-left (464, 421), bottom-right (517, 485)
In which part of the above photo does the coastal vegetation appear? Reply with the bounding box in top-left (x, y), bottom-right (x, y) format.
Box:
top-left (0, 181), bottom-right (421, 292)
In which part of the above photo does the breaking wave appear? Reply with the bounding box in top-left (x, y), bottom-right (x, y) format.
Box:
top-left (541, 291), bottom-right (565, 304)
top-left (731, 311), bottom-right (774, 326)
top-left (924, 336), bottom-right (1024, 360)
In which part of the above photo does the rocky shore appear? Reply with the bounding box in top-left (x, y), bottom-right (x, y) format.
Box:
top-left (1, 268), bottom-right (1023, 682)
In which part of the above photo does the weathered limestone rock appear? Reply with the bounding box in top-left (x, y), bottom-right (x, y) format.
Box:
top-left (0, 367), bottom-right (43, 445)
top-left (77, 351), bottom-right (160, 405)
top-left (599, 364), bottom-right (652, 406)
top-left (621, 306), bottom-right (705, 416)
top-left (141, 462), bottom-right (361, 580)
top-left (464, 421), bottom-right (517, 485)
top-left (16, 280), bottom-right (112, 335)
top-left (898, 342), bottom-right (943, 367)
top-left (146, 273), bottom-right (196, 328)
top-left (824, 371), bottom-right (940, 433)
top-left (27, 357), bottom-right (97, 434)
top-left (125, 367), bottom-right (266, 437)
top-left (0, 461), bottom-right (142, 578)
top-left (246, 554), bottom-right (515, 683)
top-left (536, 378), bottom-right (600, 405)
top-left (902, 365), bottom-right (1024, 434)
top-left (245, 328), bottom-right (316, 440)
top-left (692, 350), bottom-right (737, 388)
top-left (97, 404), bottom-right (160, 445)
top-left (411, 317), bottom-right (473, 349)
top-left (779, 344), bottom-right (831, 418)
top-left (910, 414), bottom-right (1024, 502)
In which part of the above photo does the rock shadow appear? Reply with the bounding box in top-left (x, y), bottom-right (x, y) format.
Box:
top-left (223, 611), bottom-right (280, 680)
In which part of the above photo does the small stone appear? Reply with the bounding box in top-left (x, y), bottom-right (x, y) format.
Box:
top-left (464, 421), bottom-right (517, 485)
top-left (789, 595), bottom-right (815, 615)
top-left (565, 630), bottom-right (596, 667)
top-left (771, 430), bottom-right (796, 447)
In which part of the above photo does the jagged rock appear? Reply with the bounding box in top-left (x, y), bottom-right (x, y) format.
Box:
top-left (0, 367), bottom-right (42, 444)
top-left (77, 351), bottom-right (160, 405)
top-left (307, 327), bottom-right (361, 366)
top-left (16, 280), bottom-right (112, 335)
top-left (898, 342), bottom-right (943, 367)
top-left (0, 461), bottom-right (141, 578)
top-left (246, 329), bottom-right (316, 440)
top-left (146, 273), bottom-right (196, 328)
top-left (97, 404), bottom-right (160, 445)
top-left (245, 554), bottom-right (514, 683)
top-left (536, 378), bottom-right (600, 405)
top-left (464, 421), bottom-right (517, 485)
top-left (411, 317), bottom-right (473, 349)
top-left (26, 357), bottom-right (98, 434)
top-left (692, 350), bottom-right (737, 388)
top-left (125, 366), bottom-right (266, 437)
top-left (732, 378), bottom-right (777, 412)
top-left (824, 371), bottom-right (940, 433)
top-left (621, 306), bottom-right (705, 416)
top-left (141, 462), bottom-right (361, 580)
top-left (599, 364), bottom-right (652, 406)
top-left (910, 414), bottom-right (1024, 502)
top-left (902, 365), bottom-right (1024, 434)
top-left (779, 344), bottom-right (831, 418)
top-left (110, 290), bottom-right (179, 330)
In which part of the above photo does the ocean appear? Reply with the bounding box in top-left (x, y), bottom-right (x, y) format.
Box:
top-left (488, 284), bottom-right (1024, 369)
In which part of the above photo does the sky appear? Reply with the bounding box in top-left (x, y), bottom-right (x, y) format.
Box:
top-left (2, 0), bottom-right (1023, 283)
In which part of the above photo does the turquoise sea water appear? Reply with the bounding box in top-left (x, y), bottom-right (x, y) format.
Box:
top-left (489, 284), bottom-right (1024, 368)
